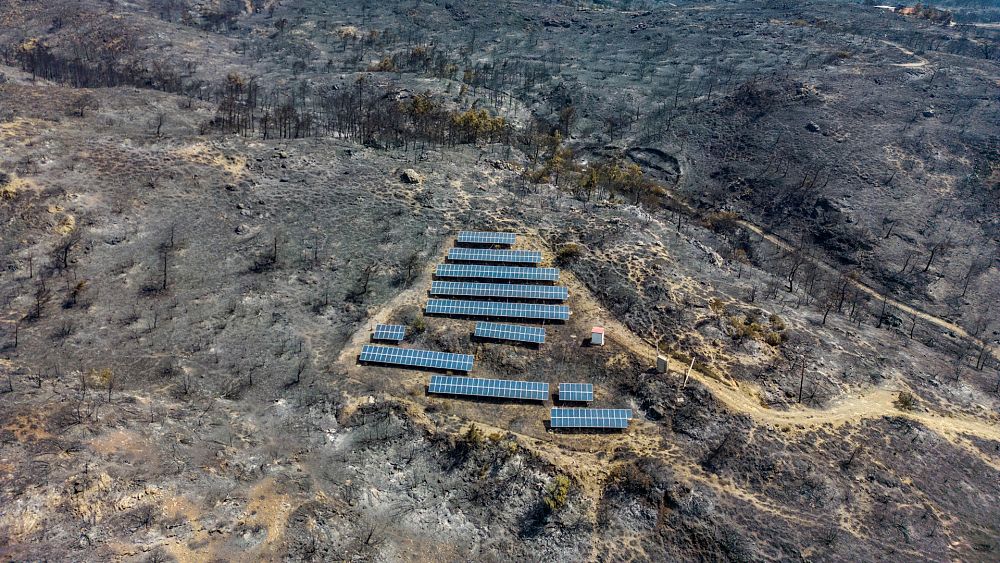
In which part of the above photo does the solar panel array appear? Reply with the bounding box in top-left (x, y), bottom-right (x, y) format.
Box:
top-left (435, 264), bottom-right (560, 282)
top-left (358, 229), bottom-right (635, 428)
top-left (456, 231), bottom-right (517, 246)
top-left (360, 345), bottom-right (474, 372)
top-left (550, 408), bottom-right (632, 428)
top-left (475, 322), bottom-right (546, 344)
top-left (429, 375), bottom-right (549, 400)
top-left (372, 323), bottom-right (406, 342)
top-left (430, 281), bottom-right (568, 301)
top-left (558, 383), bottom-right (594, 402)
top-left (426, 299), bottom-right (570, 321)
top-left (448, 248), bottom-right (542, 264)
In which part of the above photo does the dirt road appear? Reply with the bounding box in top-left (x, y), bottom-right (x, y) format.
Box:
top-left (734, 218), bottom-right (997, 366)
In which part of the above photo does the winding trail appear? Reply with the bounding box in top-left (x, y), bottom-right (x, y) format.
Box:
top-left (596, 285), bottom-right (1000, 446)
top-left (733, 218), bottom-right (997, 366)
top-left (882, 39), bottom-right (929, 68)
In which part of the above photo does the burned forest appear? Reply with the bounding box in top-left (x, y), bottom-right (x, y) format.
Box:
top-left (1, 0), bottom-right (999, 561)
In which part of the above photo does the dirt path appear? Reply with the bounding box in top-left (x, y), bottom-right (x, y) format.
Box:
top-left (598, 290), bottom-right (1000, 444)
top-left (733, 218), bottom-right (997, 366)
top-left (593, 295), bottom-right (1000, 470)
top-left (881, 39), bottom-right (929, 68)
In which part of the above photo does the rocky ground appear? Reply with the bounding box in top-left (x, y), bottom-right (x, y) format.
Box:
top-left (1, 0), bottom-right (999, 561)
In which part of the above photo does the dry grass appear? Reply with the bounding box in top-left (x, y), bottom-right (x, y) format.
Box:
top-left (1, 174), bottom-right (36, 200)
top-left (4, 413), bottom-right (54, 442)
top-left (171, 142), bottom-right (248, 179)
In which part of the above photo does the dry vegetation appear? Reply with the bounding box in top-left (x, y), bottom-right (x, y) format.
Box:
top-left (0, 0), bottom-right (998, 561)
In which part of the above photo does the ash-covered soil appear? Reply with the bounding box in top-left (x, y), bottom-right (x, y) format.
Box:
top-left (1, 0), bottom-right (998, 561)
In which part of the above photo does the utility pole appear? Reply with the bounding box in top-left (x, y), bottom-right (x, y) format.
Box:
top-left (797, 361), bottom-right (806, 404)
top-left (683, 357), bottom-right (695, 388)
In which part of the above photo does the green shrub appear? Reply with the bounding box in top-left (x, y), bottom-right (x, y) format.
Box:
top-left (729, 313), bottom-right (785, 347)
top-left (463, 424), bottom-right (485, 447)
top-left (543, 474), bottom-right (571, 512)
top-left (488, 432), bottom-right (519, 455)
top-left (728, 315), bottom-right (762, 342)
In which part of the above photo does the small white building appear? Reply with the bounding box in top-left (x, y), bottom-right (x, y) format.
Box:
top-left (591, 326), bottom-right (605, 346)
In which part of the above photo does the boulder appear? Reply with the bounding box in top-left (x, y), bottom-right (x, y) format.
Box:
top-left (401, 168), bottom-right (423, 184)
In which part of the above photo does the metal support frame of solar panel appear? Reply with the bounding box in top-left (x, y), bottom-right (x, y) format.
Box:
top-left (456, 231), bottom-right (517, 246)
top-left (550, 408), bottom-right (632, 429)
top-left (558, 383), bottom-right (594, 402)
top-left (372, 324), bottom-right (406, 342)
top-left (474, 322), bottom-right (546, 344)
top-left (429, 375), bottom-right (549, 401)
top-left (426, 299), bottom-right (570, 321)
top-left (448, 248), bottom-right (542, 265)
top-left (430, 281), bottom-right (568, 302)
top-left (359, 345), bottom-right (474, 372)
top-left (435, 264), bottom-right (560, 283)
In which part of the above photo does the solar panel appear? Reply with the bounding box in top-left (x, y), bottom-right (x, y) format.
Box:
top-left (456, 231), bottom-right (517, 246)
top-left (429, 375), bottom-right (549, 401)
top-left (426, 299), bottom-right (570, 321)
top-left (359, 345), bottom-right (474, 372)
top-left (430, 281), bottom-right (568, 301)
top-left (448, 248), bottom-right (542, 264)
top-left (435, 264), bottom-right (560, 282)
top-left (558, 383), bottom-right (594, 402)
top-left (475, 322), bottom-right (546, 344)
top-left (550, 408), bottom-right (632, 429)
top-left (372, 324), bottom-right (406, 342)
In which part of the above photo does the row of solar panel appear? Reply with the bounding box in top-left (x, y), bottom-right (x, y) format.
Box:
top-left (426, 299), bottom-right (570, 321)
top-left (359, 344), bottom-right (474, 372)
top-left (428, 376), bottom-right (594, 402)
top-left (448, 248), bottom-right (542, 264)
top-left (372, 324), bottom-right (405, 342)
top-left (550, 408), bottom-right (633, 429)
top-left (430, 281), bottom-right (568, 301)
top-left (457, 231), bottom-right (516, 246)
top-left (377, 322), bottom-right (546, 345)
top-left (558, 383), bottom-right (594, 402)
top-left (429, 375), bottom-right (549, 400)
top-left (474, 322), bottom-right (546, 344)
top-left (435, 264), bottom-right (560, 282)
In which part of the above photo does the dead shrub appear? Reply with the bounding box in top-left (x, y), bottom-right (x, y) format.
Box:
top-left (556, 243), bottom-right (584, 266)
top-left (894, 391), bottom-right (917, 411)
